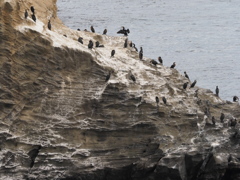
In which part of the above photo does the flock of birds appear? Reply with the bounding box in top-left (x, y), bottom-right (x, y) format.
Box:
top-left (20, 4), bottom-right (240, 170)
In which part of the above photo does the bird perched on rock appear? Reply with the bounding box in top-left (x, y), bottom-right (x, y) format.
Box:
top-left (139, 51), bottom-right (143, 60)
top-left (117, 26), bottom-right (130, 36)
top-left (111, 50), bottom-right (115, 57)
top-left (77, 28), bottom-right (80, 31)
top-left (96, 41), bottom-right (100, 47)
top-left (158, 57), bottom-right (163, 64)
top-left (190, 80), bottom-right (197, 88)
top-left (105, 72), bottom-right (111, 82)
top-left (170, 62), bottom-right (176, 68)
top-left (78, 37), bottom-right (83, 44)
top-left (31, 14), bottom-right (36, 22)
top-left (155, 96), bottom-right (159, 105)
top-left (28, 145), bottom-right (41, 168)
top-left (30, 6), bottom-right (35, 13)
top-left (103, 29), bottom-right (107, 35)
top-left (130, 73), bottom-right (136, 82)
top-left (162, 97), bottom-right (167, 105)
top-left (133, 43), bottom-right (138, 52)
top-left (48, 20), bottom-right (51, 30)
top-left (140, 47), bottom-right (143, 54)
top-left (124, 38), bottom-right (128, 48)
top-left (24, 10), bottom-right (28, 19)
top-left (233, 96), bottom-right (239, 102)
top-left (215, 86), bottom-right (219, 97)
top-left (90, 26), bottom-right (95, 33)
top-left (212, 116), bottom-right (216, 125)
top-left (220, 113), bottom-right (225, 123)
top-left (88, 40), bottom-right (93, 49)
top-left (150, 59), bottom-right (158, 66)
top-left (183, 82), bottom-right (188, 90)
top-left (184, 71), bottom-right (189, 80)
top-left (129, 41), bottom-right (133, 47)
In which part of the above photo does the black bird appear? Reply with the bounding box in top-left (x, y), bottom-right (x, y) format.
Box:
top-left (233, 96), bottom-right (239, 102)
top-left (48, 20), bottom-right (51, 30)
top-left (77, 28), bottom-right (80, 31)
top-left (117, 27), bottom-right (130, 36)
top-left (162, 97), bottom-right (167, 105)
top-left (31, 14), bottom-right (36, 22)
top-left (90, 26), bottom-right (95, 33)
top-left (212, 116), bottom-right (216, 125)
top-left (190, 80), bottom-right (197, 88)
top-left (184, 71), bottom-right (189, 80)
top-left (158, 57), bottom-right (163, 64)
top-left (103, 29), bottom-right (107, 35)
top-left (220, 113), bottom-right (225, 123)
top-left (28, 145), bottom-right (41, 168)
top-left (130, 74), bottom-right (136, 82)
top-left (96, 41), bottom-right (100, 47)
top-left (150, 59), bottom-right (158, 66)
top-left (111, 50), bottom-right (115, 57)
top-left (124, 38), bottom-right (128, 48)
top-left (30, 6), bottom-right (35, 14)
top-left (170, 62), bottom-right (176, 68)
top-left (78, 37), bottom-right (83, 44)
top-left (24, 10), bottom-right (28, 19)
top-left (140, 47), bottom-right (143, 54)
top-left (139, 52), bottom-right (143, 60)
top-left (156, 96), bottom-right (159, 104)
top-left (215, 86), bottom-right (219, 97)
top-left (129, 41), bottom-right (133, 47)
top-left (132, 43), bottom-right (138, 52)
top-left (88, 40), bottom-right (93, 49)
top-left (183, 82), bottom-right (188, 90)
top-left (105, 72), bottom-right (111, 82)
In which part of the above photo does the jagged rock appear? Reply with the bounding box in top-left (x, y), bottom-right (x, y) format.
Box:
top-left (0, 0), bottom-right (240, 179)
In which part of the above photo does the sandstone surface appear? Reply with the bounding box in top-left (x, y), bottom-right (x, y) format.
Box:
top-left (0, 0), bottom-right (240, 179)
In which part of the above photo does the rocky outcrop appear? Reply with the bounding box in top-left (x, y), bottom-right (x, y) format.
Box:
top-left (0, 0), bottom-right (240, 179)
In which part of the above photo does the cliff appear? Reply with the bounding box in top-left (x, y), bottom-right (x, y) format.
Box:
top-left (0, 0), bottom-right (240, 180)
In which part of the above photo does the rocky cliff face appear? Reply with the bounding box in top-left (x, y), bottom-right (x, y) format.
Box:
top-left (1, 0), bottom-right (240, 179)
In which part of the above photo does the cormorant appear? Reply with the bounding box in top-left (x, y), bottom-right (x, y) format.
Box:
top-left (105, 72), bottom-right (111, 82)
top-left (215, 86), bottom-right (219, 97)
top-left (111, 50), bottom-right (115, 57)
top-left (139, 51), bottom-right (143, 60)
top-left (183, 82), bottom-right (188, 90)
top-left (184, 71), bottom-right (189, 80)
top-left (190, 80), bottom-right (197, 88)
top-left (129, 41), bottom-right (133, 47)
top-left (132, 43), bottom-right (138, 52)
top-left (220, 113), bottom-right (225, 123)
top-left (103, 29), bottom-right (107, 35)
top-left (170, 62), bottom-right (176, 68)
top-left (140, 47), bottom-right (143, 54)
top-left (150, 59), bottom-right (158, 66)
top-left (88, 40), bottom-right (93, 49)
top-left (78, 37), bottom-right (83, 44)
top-left (158, 57), bottom-right (163, 64)
top-left (30, 6), bottom-right (35, 13)
top-left (212, 116), bottom-right (216, 125)
top-left (124, 38), bottom-right (128, 48)
top-left (48, 20), bottom-right (51, 30)
top-left (233, 96), bottom-right (239, 102)
top-left (117, 27), bottom-right (130, 36)
top-left (24, 10), bottom-right (28, 19)
top-left (130, 74), bottom-right (136, 82)
top-left (28, 145), bottom-right (41, 168)
top-left (96, 41), bottom-right (100, 47)
top-left (91, 26), bottom-right (95, 33)
top-left (31, 14), bottom-right (36, 22)
top-left (156, 96), bottom-right (159, 104)
top-left (162, 97), bottom-right (167, 105)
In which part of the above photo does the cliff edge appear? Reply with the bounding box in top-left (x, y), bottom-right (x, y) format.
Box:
top-left (0, 0), bottom-right (240, 180)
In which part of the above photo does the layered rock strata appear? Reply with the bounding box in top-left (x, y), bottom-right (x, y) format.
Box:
top-left (0, 0), bottom-right (240, 179)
